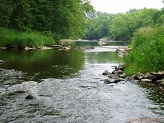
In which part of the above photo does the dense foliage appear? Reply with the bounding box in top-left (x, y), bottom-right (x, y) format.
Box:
top-left (0, 0), bottom-right (93, 43)
top-left (0, 27), bottom-right (54, 48)
top-left (85, 12), bottom-right (114, 39)
top-left (124, 25), bottom-right (164, 75)
top-left (85, 8), bottom-right (164, 40)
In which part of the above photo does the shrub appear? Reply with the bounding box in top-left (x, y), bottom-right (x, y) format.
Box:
top-left (124, 25), bottom-right (164, 75)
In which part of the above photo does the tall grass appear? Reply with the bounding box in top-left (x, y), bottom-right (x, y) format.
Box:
top-left (124, 25), bottom-right (164, 76)
top-left (0, 27), bottom-right (55, 48)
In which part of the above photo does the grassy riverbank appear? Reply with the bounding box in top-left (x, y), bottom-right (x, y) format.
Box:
top-left (0, 27), bottom-right (55, 48)
top-left (124, 25), bottom-right (164, 76)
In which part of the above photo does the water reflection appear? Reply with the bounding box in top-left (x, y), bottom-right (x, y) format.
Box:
top-left (138, 82), bottom-right (164, 112)
top-left (0, 45), bottom-right (164, 123)
top-left (63, 40), bottom-right (129, 47)
top-left (85, 51), bottom-right (122, 64)
top-left (0, 49), bottom-right (84, 80)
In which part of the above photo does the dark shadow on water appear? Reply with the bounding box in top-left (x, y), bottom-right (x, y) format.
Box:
top-left (0, 49), bottom-right (84, 81)
top-left (137, 82), bottom-right (164, 113)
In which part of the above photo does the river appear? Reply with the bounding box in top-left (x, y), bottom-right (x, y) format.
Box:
top-left (0, 42), bottom-right (164, 123)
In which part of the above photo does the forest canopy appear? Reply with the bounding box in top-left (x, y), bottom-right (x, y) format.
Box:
top-left (0, 0), bottom-right (163, 42)
top-left (85, 8), bottom-right (164, 41)
top-left (0, 0), bottom-right (93, 40)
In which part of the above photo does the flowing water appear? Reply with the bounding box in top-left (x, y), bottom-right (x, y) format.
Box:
top-left (0, 42), bottom-right (164, 123)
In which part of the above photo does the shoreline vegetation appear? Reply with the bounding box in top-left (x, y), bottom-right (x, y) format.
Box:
top-left (0, 27), bottom-right (55, 49)
top-left (103, 64), bottom-right (164, 90)
top-left (124, 25), bottom-right (164, 76)
top-left (113, 25), bottom-right (164, 89)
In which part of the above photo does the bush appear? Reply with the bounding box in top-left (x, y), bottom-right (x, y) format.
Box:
top-left (124, 25), bottom-right (164, 75)
top-left (0, 27), bottom-right (55, 48)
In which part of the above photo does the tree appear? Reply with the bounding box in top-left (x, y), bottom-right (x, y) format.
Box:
top-left (0, 0), bottom-right (15, 27)
top-left (85, 12), bottom-right (114, 39)
top-left (109, 8), bottom-right (160, 41)
top-left (0, 0), bottom-right (93, 39)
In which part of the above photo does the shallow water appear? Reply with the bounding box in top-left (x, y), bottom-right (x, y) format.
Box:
top-left (0, 46), bottom-right (164, 123)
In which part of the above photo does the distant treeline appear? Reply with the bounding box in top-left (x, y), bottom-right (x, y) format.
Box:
top-left (85, 8), bottom-right (164, 40)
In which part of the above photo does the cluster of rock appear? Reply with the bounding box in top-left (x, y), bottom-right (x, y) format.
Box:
top-left (102, 65), bottom-right (126, 84)
top-left (97, 40), bottom-right (107, 46)
top-left (116, 48), bottom-right (132, 58)
top-left (130, 71), bottom-right (164, 86)
top-left (1, 44), bottom-right (71, 51)
top-left (102, 64), bottom-right (164, 88)
top-left (24, 44), bottom-right (71, 51)
top-left (46, 44), bottom-right (71, 50)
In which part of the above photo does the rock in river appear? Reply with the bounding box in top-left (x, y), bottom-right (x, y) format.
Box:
top-left (7, 81), bottom-right (38, 99)
top-left (25, 94), bottom-right (35, 99)
top-left (102, 70), bottom-right (110, 75)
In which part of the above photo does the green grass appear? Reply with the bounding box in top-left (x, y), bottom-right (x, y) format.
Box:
top-left (0, 27), bottom-right (55, 48)
top-left (124, 25), bottom-right (164, 76)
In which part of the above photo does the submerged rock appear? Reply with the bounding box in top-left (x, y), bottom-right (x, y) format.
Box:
top-left (104, 79), bottom-right (111, 84)
top-left (25, 94), bottom-right (35, 99)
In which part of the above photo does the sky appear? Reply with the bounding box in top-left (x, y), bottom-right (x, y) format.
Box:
top-left (91, 0), bottom-right (164, 13)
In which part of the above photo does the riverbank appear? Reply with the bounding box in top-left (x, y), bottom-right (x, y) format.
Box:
top-left (113, 48), bottom-right (164, 89)
top-left (102, 64), bottom-right (164, 90)
top-left (0, 27), bottom-right (56, 49)
top-left (123, 26), bottom-right (164, 76)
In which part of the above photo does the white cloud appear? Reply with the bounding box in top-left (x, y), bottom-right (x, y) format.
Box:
top-left (91, 0), bottom-right (164, 13)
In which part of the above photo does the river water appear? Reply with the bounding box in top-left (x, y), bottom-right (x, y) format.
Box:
top-left (0, 42), bottom-right (164, 123)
